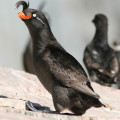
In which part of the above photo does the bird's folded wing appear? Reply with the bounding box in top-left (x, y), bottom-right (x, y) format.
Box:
top-left (43, 48), bottom-right (99, 98)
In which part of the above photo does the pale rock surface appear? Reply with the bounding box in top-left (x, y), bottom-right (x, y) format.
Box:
top-left (0, 66), bottom-right (119, 120)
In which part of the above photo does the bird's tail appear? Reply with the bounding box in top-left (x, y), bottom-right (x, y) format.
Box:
top-left (93, 98), bottom-right (106, 108)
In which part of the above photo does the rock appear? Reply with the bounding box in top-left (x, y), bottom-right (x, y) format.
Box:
top-left (0, 66), bottom-right (119, 120)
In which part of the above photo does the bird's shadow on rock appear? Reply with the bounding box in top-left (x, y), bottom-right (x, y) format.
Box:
top-left (26, 101), bottom-right (79, 116)
top-left (0, 95), bottom-right (8, 98)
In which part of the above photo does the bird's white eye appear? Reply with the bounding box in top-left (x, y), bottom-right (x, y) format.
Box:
top-left (33, 14), bottom-right (36, 17)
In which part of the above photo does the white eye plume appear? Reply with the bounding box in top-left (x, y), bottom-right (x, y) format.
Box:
top-left (33, 14), bottom-right (37, 17)
top-left (32, 13), bottom-right (46, 26)
top-left (36, 17), bottom-right (46, 26)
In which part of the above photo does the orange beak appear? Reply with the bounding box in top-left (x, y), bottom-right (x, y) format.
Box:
top-left (18, 12), bottom-right (31, 20)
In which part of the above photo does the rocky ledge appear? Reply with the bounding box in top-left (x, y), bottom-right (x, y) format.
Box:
top-left (0, 66), bottom-right (119, 120)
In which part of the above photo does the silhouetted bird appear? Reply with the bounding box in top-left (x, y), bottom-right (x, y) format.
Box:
top-left (83, 14), bottom-right (119, 87)
top-left (16, 1), bottom-right (104, 115)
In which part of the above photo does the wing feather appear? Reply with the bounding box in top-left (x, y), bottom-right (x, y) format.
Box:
top-left (42, 46), bottom-right (99, 98)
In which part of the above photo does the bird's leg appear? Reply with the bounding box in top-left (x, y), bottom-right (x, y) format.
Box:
top-left (53, 102), bottom-right (65, 113)
top-left (26, 101), bottom-right (58, 114)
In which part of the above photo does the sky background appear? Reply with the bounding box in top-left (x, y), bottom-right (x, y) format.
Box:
top-left (0, 0), bottom-right (120, 71)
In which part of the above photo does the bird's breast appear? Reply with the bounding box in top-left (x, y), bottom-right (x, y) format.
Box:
top-left (33, 58), bottom-right (54, 94)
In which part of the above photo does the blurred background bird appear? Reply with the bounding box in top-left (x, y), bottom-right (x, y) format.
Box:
top-left (83, 14), bottom-right (119, 87)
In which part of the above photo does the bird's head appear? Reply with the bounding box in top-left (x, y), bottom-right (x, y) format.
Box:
top-left (92, 14), bottom-right (108, 28)
top-left (16, 1), bottom-right (48, 31)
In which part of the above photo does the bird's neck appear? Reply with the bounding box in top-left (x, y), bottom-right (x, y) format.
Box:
top-left (93, 25), bottom-right (108, 46)
top-left (30, 26), bottom-right (56, 55)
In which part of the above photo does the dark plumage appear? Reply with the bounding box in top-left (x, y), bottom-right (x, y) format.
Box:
top-left (23, 2), bottom-right (49, 74)
top-left (112, 41), bottom-right (120, 88)
top-left (16, 1), bottom-right (104, 115)
top-left (23, 39), bottom-right (35, 74)
top-left (83, 14), bottom-right (119, 86)
top-left (16, 1), bottom-right (29, 10)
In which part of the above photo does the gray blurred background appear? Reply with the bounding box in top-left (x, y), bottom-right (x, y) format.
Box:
top-left (0, 0), bottom-right (120, 71)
